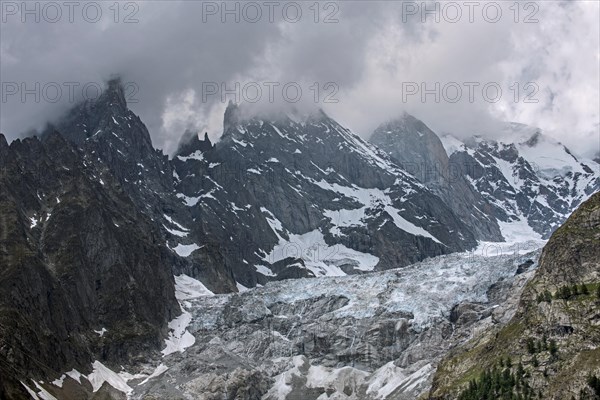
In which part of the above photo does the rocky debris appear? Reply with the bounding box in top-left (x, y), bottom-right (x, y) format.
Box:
top-left (515, 259), bottom-right (535, 275)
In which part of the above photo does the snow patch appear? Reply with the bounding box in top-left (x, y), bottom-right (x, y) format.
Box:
top-left (236, 282), bottom-right (249, 292)
top-left (162, 309), bottom-right (196, 356)
top-left (93, 328), bottom-right (107, 337)
top-left (498, 217), bottom-right (543, 243)
top-left (263, 229), bottom-right (379, 276)
top-left (164, 225), bottom-right (189, 237)
top-left (170, 243), bottom-right (201, 257)
top-left (51, 375), bottom-right (66, 388)
top-left (439, 133), bottom-right (465, 156)
top-left (177, 150), bottom-right (204, 162)
top-left (138, 364), bottom-right (168, 386)
top-left (176, 193), bottom-right (201, 207)
top-left (255, 264), bottom-right (276, 276)
top-left (65, 369), bottom-right (82, 383)
top-left (315, 180), bottom-right (442, 244)
top-left (87, 361), bottom-right (132, 393)
top-left (174, 274), bottom-right (213, 300)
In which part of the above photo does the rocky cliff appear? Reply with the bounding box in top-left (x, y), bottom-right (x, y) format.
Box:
top-left (171, 103), bottom-right (480, 289)
top-left (370, 113), bottom-right (503, 242)
top-left (429, 191), bottom-right (600, 399)
top-left (441, 125), bottom-right (599, 239)
top-left (0, 131), bottom-right (180, 399)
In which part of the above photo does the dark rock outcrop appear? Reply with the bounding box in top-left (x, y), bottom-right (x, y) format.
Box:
top-left (0, 131), bottom-right (180, 399)
top-left (370, 113), bottom-right (503, 241)
top-left (171, 103), bottom-right (480, 287)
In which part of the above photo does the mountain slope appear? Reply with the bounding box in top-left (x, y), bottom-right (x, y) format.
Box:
top-left (370, 113), bottom-right (503, 242)
top-left (0, 132), bottom-right (180, 399)
top-left (121, 236), bottom-right (542, 400)
top-left (45, 81), bottom-right (597, 293)
top-left (42, 79), bottom-right (237, 293)
top-left (171, 103), bottom-right (480, 288)
top-left (440, 124), bottom-right (599, 239)
top-left (429, 190), bottom-right (600, 399)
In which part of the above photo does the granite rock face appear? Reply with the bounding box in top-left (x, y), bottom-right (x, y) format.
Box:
top-left (41, 79), bottom-right (237, 293)
top-left (370, 113), bottom-right (503, 242)
top-left (40, 82), bottom-right (483, 293)
top-left (0, 131), bottom-right (180, 399)
top-left (372, 116), bottom-right (600, 241)
top-left (171, 103), bottom-right (481, 288)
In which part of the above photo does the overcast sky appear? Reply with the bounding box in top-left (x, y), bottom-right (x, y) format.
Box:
top-left (1, 0), bottom-right (599, 157)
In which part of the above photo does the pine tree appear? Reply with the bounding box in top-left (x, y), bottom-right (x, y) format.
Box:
top-left (526, 338), bottom-right (536, 354)
top-left (572, 284), bottom-right (579, 296)
top-left (532, 354), bottom-right (539, 367)
top-left (587, 375), bottom-right (600, 396)
top-left (536, 339), bottom-right (543, 353)
top-left (549, 340), bottom-right (558, 356)
top-left (581, 283), bottom-right (589, 295)
top-left (542, 334), bottom-right (548, 351)
top-left (596, 284), bottom-right (600, 299)
top-left (517, 362), bottom-right (525, 378)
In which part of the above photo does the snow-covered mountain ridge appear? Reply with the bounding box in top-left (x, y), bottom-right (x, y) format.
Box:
top-left (439, 123), bottom-right (599, 238)
top-left (168, 102), bottom-right (481, 290)
top-left (370, 113), bottom-right (599, 241)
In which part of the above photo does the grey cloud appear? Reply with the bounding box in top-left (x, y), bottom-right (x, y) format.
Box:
top-left (1, 0), bottom-right (598, 158)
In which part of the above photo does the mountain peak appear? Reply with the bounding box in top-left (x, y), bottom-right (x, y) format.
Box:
top-left (223, 101), bottom-right (240, 132)
top-left (176, 130), bottom-right (213, 157)
top-left (523, 131), bottom-right (542, 147)
top-left (224, 102), bottom-right (327, 126)
top-left (0, 133), bottom-right (9, 163)
top-left (101, 76), bottom-right (128, 110)
top-left (42, 129), bottom-right (68, 145)
top-left (371, 111), bottom-right (441, 147)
